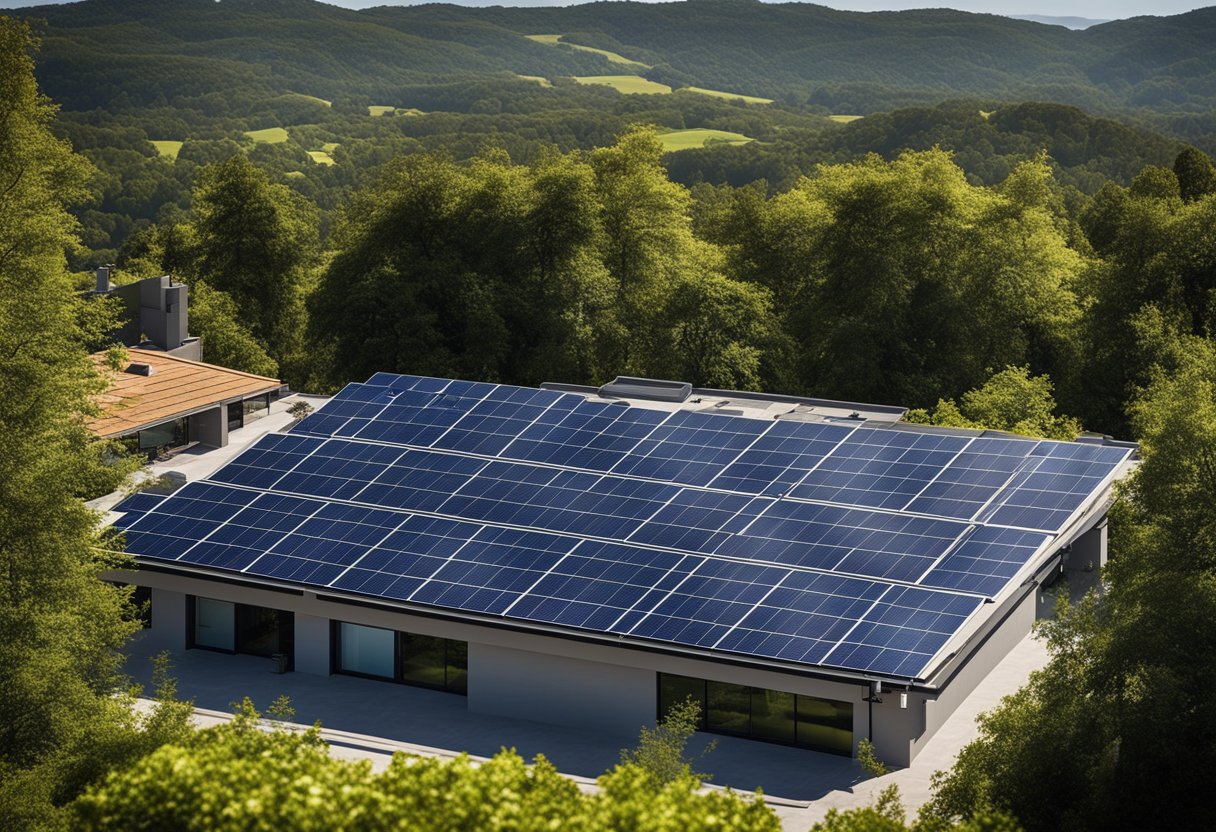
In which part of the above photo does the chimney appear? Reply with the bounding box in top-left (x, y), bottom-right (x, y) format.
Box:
top-left (95, 264), bottom-right (114, 294)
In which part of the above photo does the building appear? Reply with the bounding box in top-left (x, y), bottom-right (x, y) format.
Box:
top-left (92, 266), bottom-right (201, 361)
top-left (103, 374), bottom-right (1134, 766)
top-left (90, 349), bottom-right (286, 455)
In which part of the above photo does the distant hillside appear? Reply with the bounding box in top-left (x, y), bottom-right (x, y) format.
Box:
top-left (1011, 15), bottom-right (1110, 29)
top-left (15, 0), bottom-right (1216, 118)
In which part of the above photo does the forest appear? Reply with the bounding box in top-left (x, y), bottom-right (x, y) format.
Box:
top-left (4, 1), bottom-right (1216, 830)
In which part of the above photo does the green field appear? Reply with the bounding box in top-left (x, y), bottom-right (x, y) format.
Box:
top-left (244, 127), bottom-right (289, 143)
top-left (368, 105), bottom-right (424, 117)
top-left (683, 86), bottom-right (773, 105)
top-left (526, 34), bottom-right (650, 69)
top-left (321, 142), bottom-right (339, 152)
top-left (516, 74), bottom-right (553, 87)
top-left (573, 75), bottom-right (671, 95)
top-left (307, 150), bottom-right (335, 166)
top-left (829, 114), bottom-right (863, 123)
top-left (287, 92), bottom-right (331, 107)
top-left (284, 171), bottom-right (306, 179)
top-left (657, 128), bottom-right (755, 151)
top-left (149, 140), bottom-right (183, 160)
top-left (980, 110), bottom-right (994, 119)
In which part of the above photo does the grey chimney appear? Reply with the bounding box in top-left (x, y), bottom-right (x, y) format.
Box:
top-left (95, 264), bottom-right (114, 294)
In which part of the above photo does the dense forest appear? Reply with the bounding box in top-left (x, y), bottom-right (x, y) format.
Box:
top-left (5, 3), bottom-right (1216, 830)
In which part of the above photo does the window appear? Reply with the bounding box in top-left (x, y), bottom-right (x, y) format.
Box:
top-left (334, 622), bottom-right (467, 694)
top-left (189, 597), bottom-right (293, 668)
top-left (227, 401), bottom-right (244, 432)
top-left (138, 417), bottom-right (189, 452)
top-left (657, 673), bottom-right (853, 756)
top-left (242, 394), bottom-right (270, 425)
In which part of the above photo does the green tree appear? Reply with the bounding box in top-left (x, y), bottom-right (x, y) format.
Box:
top-left (188, 282), bottom-right (279, 378)
top-left (924, 340), bottom-right (1216, 831)
top-left (1171, 147), bottom-right (1216, 203)
top-left (620, 696), bottom-right (715, 786)
top-left (0, 19), bottom-right (191, 829)
top-left (192, 154), bottom-right (318, 377)
top-left (906, 366), bottom-right (1081, 439)
top-left (812, 784), bottom-right (1020, 831)
top-left (76, 699), bottom-right (778, 831)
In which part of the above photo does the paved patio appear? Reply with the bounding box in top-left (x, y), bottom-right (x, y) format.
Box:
top-left (123, 629), bottom-right (1049, 828)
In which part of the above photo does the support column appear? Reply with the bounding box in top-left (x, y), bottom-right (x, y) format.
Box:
top-left (293, 613), bottom-right (331, 676)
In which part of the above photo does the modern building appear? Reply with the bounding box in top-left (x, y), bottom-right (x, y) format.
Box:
top-left (90, 349), bottom-right (286, 455)
top-left (92, 266), bottom-right (202, 361)
top-left (103, 374), bottom-right (1134, 766)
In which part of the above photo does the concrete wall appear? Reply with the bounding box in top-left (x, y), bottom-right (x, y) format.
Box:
top-left (144, 588), bottom-right (187, 653)
top-left (468, 643), bottom-right (654, 738)
top-left (294, 612), bottom-right (332, 676)
top-left (190, 406), bottom-right (228, 448)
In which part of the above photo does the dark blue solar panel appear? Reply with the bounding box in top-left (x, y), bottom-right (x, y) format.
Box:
top-left (902, 436), bottom-right (1037, 519)
top-left (716, 572), bottom-right (887, 665)
top-left (209, 433), bottom-right (324, 490)
top-left (409, 526), bottom-right (579, 614)
top-left (120, 483), bottom-right (258, 561)
top-left (920, 526), bottom-right (1050, 596)
top-left (824, 586), bottom-right (983, 678)
top-left (182, 492), bottom-right (320, 571)
top-left (330, 515), bottom-right (484, 601)
top-left (979, 443), bottom-right (1131, 532)
top-left (790, 429), bottom-right (971, 511)
top-left (364, 373), bottom-right (451, 394)
top-left (334, 381), bottom-right (497, 447)
top-left (708, 419), bottom-right (856, 495)
top-left (432, 386), bottom-right (581, 456)
top-left (625, 559), bottom-right (789, 648)
top-left (506, 541), bottom-right (700, 632)
top-left (291, 384), bottom-right (397, 437)
top-left (243, 502), bottom-right (407, 585)
top-left (500, 401), bottom-right (667, 471)
top-left (350, 449), bottom-right (490, 513)
top-left (628, 489), bottom-right (771, 552)
top-left (610, 410), bottom-right (772, 487)
top-left (272, 439), bottom-right (407, 501)
top-left (716, 501), bottom-right (967, 582)
top-left (110, 492), bottom-right (167, 528)
top-left (438, 461), bottom-right (679, 539)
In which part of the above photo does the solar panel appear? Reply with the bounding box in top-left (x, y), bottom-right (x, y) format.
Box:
top-left (110, 492), bottom-right (167, 528)
top-left (120, 371), bottom-right (1131, 682)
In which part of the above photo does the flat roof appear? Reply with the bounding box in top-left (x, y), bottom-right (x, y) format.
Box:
top-left (109, 373), bottom-right (1133, 686)
top-left (89, 350), bottom-right (283, 438)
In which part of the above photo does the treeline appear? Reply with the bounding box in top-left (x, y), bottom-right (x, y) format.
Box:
top-left (118, 121), bottom-right (1216, 444)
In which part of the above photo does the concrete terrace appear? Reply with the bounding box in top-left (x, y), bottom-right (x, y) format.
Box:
top-left (123, 629), bottom-right (1048, 829)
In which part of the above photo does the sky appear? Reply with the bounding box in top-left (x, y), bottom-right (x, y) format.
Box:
top-left (0, 0), bottom-right (1209, 24)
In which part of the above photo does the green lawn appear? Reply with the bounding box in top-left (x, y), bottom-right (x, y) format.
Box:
top-left (526, 34), bottom-right (650, 69)
top-left (657, 128), bottom-right (755, 151)
top-left (980, 110), bottom-right (994, 120)
top-left (149, 140), bottom-right (183, 160)
top-left (244, 127), bottom-right (289, 143)
top-left (828, 114), bottom-right (863, 123)
top-left (306, 150), bottom-right (335, 166)
top-left (516, 74), bottom-right (553, 87)
top-left (573, 75), bottom-right (671, 95)
top-left (321, 142), bottom-right (339, 152)
top-left (682, 86), bottom-right (773, 105)
top-left (368, 105), bottom-right (424, 117)
top-left (287, 92), bottom-right (331, 107)
top-left (285, 171), bottom-right (306, 179)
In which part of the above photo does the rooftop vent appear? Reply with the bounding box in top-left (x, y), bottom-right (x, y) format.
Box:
top-left (125, 362), bottom-right (155, 376)
top-left (598, 376), bottom-right (692, 403)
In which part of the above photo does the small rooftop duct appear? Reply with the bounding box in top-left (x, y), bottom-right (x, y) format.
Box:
top-left (598, 376), bottom-right (692, 403)
top-left (125, 362), bottom-right (155, 376)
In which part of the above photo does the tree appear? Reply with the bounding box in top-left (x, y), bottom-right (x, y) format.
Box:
top-left (620, 696), bottom-right (715, 786)
top-left (906, 366), bottom-right (1081, 440)
top-left (922, 340), bottom-right (1216, 831)
top-left (192, 154), bottom-right (318, 377)
top-left (0, 19), bottom-right (191, 829)
top-left (812, 785), bottom-right (1020, 832)
top-left (187, 282), bottom-right (279, 378)
top-left (75, 699), bottom-right (778, 831)
top-left (1172, 147), bottom-right (1216, 203)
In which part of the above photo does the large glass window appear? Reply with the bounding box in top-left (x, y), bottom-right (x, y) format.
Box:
top-left (138, 417), bottom-right (189, 452)
top-left (242, 394), bottom-right (270, 425)
top-left (657, 672), bottom-right (853, 756)
top-left (335, 622), bottom-right (467, 694)
top-left (227, 401), bottom-right (244, 432)
top-left (338, 622), bottom-right (395, 679)
top-left (193, 597), bottom-right (234, 651)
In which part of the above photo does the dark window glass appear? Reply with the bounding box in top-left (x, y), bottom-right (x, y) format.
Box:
top-left (659, 673), bottom-right (706, 729)
top-left (751, 688), bottom-right (796, 744)
top-left (235, 604), bottom-right (280, 657)
top-left (796, 695), bottom-right (854, 756)
top-left (227, 401), bottom-right (243, 431)
top-left (243, 394), bottom-right (270, 424)
top-left (400, 633), bottom-right (447, 689)
top-left (706, 681), bottom-right (750, 736)
top-left (445, 640), bottom-right (468, 694)
top-left (139, 417), bottom-right (189, 451)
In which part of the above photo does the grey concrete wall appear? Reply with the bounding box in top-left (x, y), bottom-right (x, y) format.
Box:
top-left (190, 406), bottom-right (228, 448)
top-left (295, 613), bottom-right (332, 676)
top-left (1065, 521), bottom-right (1107, 575)
top-left (144, 588), bottom-right (187, 653)
top-left (468, 643), bottom-right (655, 738)
top-left (868, 687), bottom-right (927, 769)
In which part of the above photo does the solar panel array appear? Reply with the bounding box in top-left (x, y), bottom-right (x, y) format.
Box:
top-left (113, 374), bottom-right (1132, 680)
